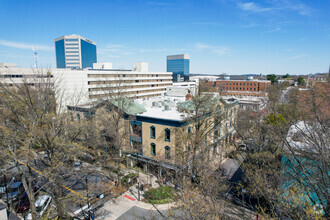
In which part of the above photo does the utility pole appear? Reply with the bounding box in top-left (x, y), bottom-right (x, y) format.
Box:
top-left (136, 152), bottom-right (140, 201)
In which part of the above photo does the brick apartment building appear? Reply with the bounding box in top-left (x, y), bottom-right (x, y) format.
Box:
top-left (214, 76), bottom-right (271, 97)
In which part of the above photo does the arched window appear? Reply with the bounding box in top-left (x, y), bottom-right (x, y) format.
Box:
top-left (165, 128), bottom-right (170, 142)
top-left (151, 143), bottom-right (156, 156)
top-left (150, 126), bottom-right (156, 139)
top-left (165, 146), bottom-right (171, 159)
top-left (77, 113), bottom-right (80, 122)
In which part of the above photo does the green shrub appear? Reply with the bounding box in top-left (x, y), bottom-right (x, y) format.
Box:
top-left (144, 186), bottom-right (174, 204)
top-left (121, 173), bottom-right (137, 186)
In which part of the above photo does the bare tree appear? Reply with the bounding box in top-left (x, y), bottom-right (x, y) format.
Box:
top-left (233, 82), bottom-right (329, 219)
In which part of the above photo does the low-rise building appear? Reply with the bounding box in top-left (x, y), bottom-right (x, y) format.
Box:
top-left (222, 96), bottom-right (267, 111)
top-left (165, 81), bottom-right (198, 97)
top-left (68, 93), bottom-right (239, 174)
top-left (215, 76), bottom-right (271, 97)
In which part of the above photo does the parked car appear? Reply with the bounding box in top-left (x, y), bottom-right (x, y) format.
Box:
top-left (73, 161), bottom-right (82, 170)
top-left (26, 195), bottom-right (52, 220)
top-left (15, 187), bottom-right (39, 213)
top-left (16, 200), bottom-right (30, 213)
top-left (3, 181), bottom-right (24, 202)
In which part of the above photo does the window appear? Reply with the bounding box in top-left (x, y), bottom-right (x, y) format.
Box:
top-left (150, 126), bottom-right (156, 139)
top-left (65, 38), bottom-right (78, 41)
top-left (165, 128), bottom-right (170, 142)
top-left (151, 143), bottom-right (156, 155)
top-left (188, 127), bottom-right (191, 134)
top-left (165, 146), bottom-right (171, 159)
top-left (76, 113), bottom-right (80, 122)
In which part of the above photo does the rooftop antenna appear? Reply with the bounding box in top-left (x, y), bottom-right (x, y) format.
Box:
top-left (33, 47), bottom-right (38, 68)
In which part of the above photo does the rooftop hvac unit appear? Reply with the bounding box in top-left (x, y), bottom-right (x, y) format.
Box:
top-left (224, 76), bottom-right (230, 80)
top-left (152, 102), bottom-right (160, 107)
top-left (164, 105), bottom-right (171, 111)
top-left (248, 76), bottom-right (254, 80)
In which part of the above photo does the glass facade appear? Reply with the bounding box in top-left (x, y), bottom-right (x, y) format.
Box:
top-left (167, 59), bottom-right (189, 82)
top-left (81, 39), bottom-right (97, 68)
top-left (55, 39), bottom-right (65, 68)
top-left (55, 35), bottom-right (97, 69)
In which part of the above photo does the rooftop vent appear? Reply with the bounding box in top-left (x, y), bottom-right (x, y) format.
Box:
top-left (152, 102), bottom-right (160, 107)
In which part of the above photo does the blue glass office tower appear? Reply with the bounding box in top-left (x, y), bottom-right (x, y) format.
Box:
top-left (167, 54), bottom-right (190, 82)
top-left (54, 35), bottom-right (97, 69)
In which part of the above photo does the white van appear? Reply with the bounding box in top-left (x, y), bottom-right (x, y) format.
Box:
top-left (27, 195), bottom-right (52, 220)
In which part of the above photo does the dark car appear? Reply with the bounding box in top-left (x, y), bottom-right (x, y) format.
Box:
top-left (16, 200), bottom-right (30, 213)
top-left (15, 187), bottom-right (39, 213)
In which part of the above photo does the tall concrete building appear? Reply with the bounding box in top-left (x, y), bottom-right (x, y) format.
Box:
top-left (166, 54), bottom-right (190, 82)
top-left (54, 34), bottom-right (97, 69)
top-left (0, 62), bottom-right (172, 109)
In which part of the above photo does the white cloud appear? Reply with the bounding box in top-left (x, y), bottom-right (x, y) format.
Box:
top-left (288, 54), bottom-right (308, 60)
top-left (213, 47), bottom-right (231, 55)
top-left (195, 43), bottom-right (231, 55)
top-left (194, 22), bottom-right (222, 26)
top-left (237, 2), bottom-right (273, 13)
top-left (147, 1), bottom-right (171, 6)
top-left (195, 43), bottom-right (213, 50)
top-left (267, 27), bottom-right (281, 33)
top-left (0, 39), bottom-right (53, 51)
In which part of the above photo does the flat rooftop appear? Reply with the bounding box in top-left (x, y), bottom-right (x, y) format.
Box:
top-left (135, 95), bottom-right (187, 121)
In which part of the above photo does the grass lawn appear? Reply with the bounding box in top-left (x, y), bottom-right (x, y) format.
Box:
top-left (144, 186), bottom-right (175, 204)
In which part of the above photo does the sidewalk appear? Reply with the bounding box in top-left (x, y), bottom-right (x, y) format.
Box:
top-left (95, 173), bottom-right (176, 220)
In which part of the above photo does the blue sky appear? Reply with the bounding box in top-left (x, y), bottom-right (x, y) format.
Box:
top-left (0, 0), bottom-right (329, 74)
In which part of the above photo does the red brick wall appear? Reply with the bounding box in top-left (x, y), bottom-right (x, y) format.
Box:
top-left (215, 80), bottom-right (261, 92)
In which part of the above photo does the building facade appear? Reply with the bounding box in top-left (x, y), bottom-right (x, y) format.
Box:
top-left (215, 77), bottom-right (271, 97)
top-left (68, 95), bottom-right (239, 174)
top-left (0, 63), bottom-right (173, 109)
top-left (87, 69), bottom-right (173, 102)
top-left (165, 81), bottom-right (198, 97)
top-left (167, 54), bottom-right (190, 82)
top-left (54, 34), bottom-right (97, 69)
